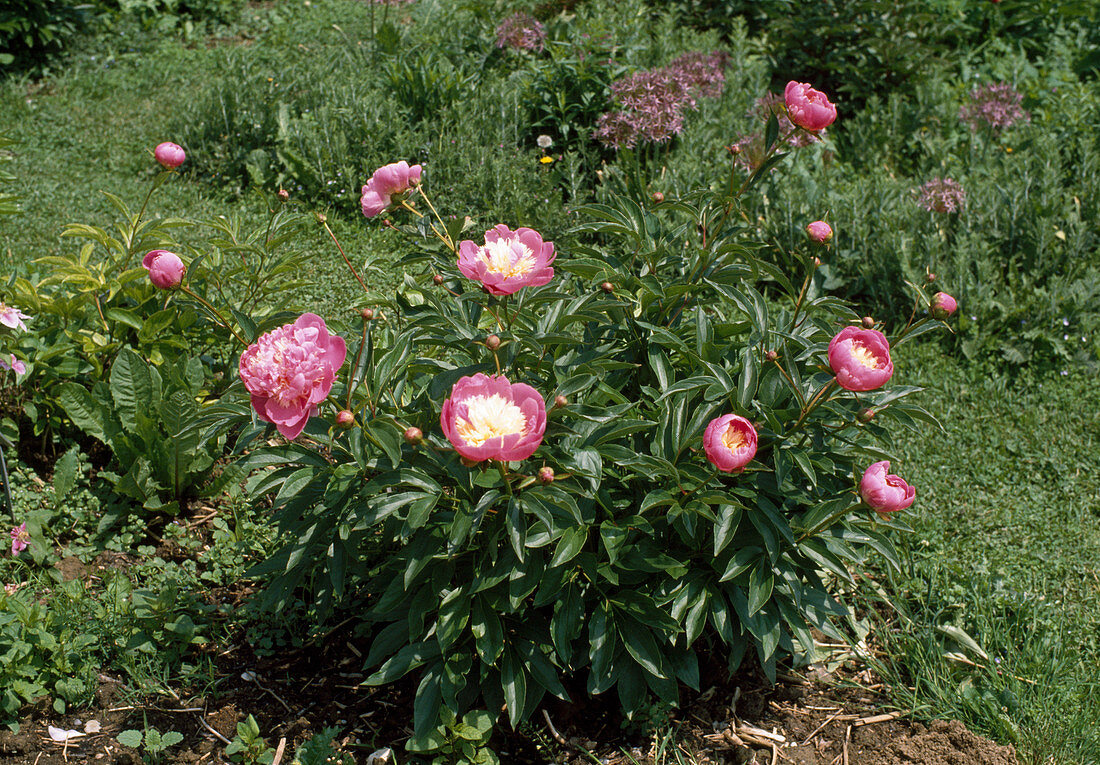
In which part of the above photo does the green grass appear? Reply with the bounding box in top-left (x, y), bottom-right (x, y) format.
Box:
top-left (865, 344), bottom-right (1100, 763)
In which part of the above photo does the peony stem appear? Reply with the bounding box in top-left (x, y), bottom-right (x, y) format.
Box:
top-left (796, 499), bottom-right (863, 543)
top-left (318, 215), bottom-right (370, 294)
top-left (180, 286), bottom-right (248, 346)
top-left (496, 460), bottom-right (513, 497)
top-left (790, 378), bottom-right (837, 432)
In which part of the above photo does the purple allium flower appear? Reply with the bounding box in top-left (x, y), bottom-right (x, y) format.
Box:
top-left (595, 51), bottom-right (729, 149)
top-left (495, 12), bottom-right (545, 52)
top-left (960, 83), bottom-right (1029, 131)
top-left (916, 177), bottom-right (966, 213)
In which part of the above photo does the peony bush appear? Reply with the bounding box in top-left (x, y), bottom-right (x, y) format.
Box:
top-left (16, 83), bottom-right (953, 755)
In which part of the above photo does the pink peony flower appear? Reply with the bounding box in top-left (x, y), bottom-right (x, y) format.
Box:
top-left (931, 292), bottom-right (958, 320)
top-left (828, 326), bottom-right (894, 392)
top-left (806, 220), bottom-right (833, 243)
top-left (784, 81), bottom-right (837, 132)
top-left (0, 355), bottom-right (25, 375)
top-left (142, 250), bottom-right (186, 290)
top-left (360, 161), bottom-right (422, 218)
top-left (440, 373), bottom-right (546, 462)
top-left (703, 414), bottom-right (758, 473)
top-left (10, 523), bottom-right (29, 556)
top-left (154, 142), bottom-right (186, 169)
top-left (238, 313), bottom-right (347, 440)
top-left (457, 225), bottom-right (556, 296)
top-left (859, 461), bottom-right (915, 516)
top-left (0, 303), bottom-right (30, 331)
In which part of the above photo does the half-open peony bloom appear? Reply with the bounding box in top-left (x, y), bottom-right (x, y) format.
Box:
top-left (931, 292), bottom-right (958, 320)
top-left (142, 250), bottom-right (186, 290)
top-left (440, 373), bottom-right (546, 462)
top-left (860, 461), bottom-right (915, 516)
top-left (828, 326), bottom-right (894, 392)
top-left (703, 414), bottom-right (758, 473)
top-left (806, 220), bottom-right (833, 243)
top-left (784, 81), bottom-right (837, 132)
top-left (154, 142), bottom-right (186, 169)
top-left (457, 225), bottom-right (556, 296)
top-left (360, 160), bottom-right (422, 218)
top-left (0, 303), bottom-right (30, 331)
top-left (239, 313), bottom-right (347, 440)
top-left (10, 523), bottom-right (29, 556)
top-left (0, 355), bottom-right (25, 376)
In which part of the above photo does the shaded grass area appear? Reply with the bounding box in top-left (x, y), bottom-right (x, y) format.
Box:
top-left (871, 345), bottom-right (1100, 763)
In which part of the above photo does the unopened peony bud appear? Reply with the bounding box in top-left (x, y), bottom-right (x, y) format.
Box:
top-left (538, 466), bottom-right (555, 485)
top-left (404, 427), bottom-right (423, 445)
top-left (600, 281), bottom-right (614, 294)
top-left (553, 394), bottom-right (568, 409)
top-left (154, 142), bottom-right (186, 169)
top-left (432, 274), bottom-right (445, 286)
top-left (277, 188), bottom-right (289, 202)
top-left (335, 410), bottom-right (356, 428)
top-left (485, 334), bottom-right (501, 351)
top-left (651, 191), bottom-right (664, 203)
top-left (861, 316), bottom-right (876, 329)
top-left (765, 350), bottom-right (778, 362)
top-left (930, 292), bottom-right (958, 320)
top-left (856, 408), bottom-right (875, 423)
top-left (142, 250), bottom-right (186, 290)
top-left (727, 143), bottom-right (742, 155)
top-left (361, 308), bottom-right (374, 321)
top-left (926, 272), bottom-right (937, 283)
top-left (806, 220), bottom-right (833, 243)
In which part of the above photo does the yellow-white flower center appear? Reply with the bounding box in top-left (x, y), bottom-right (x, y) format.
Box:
top-left (455, 394), bottom-right (527, 447)
top-left (722, 425), bottom-right (749, 452)
top-left (480, 238), bottom-right (535, 279)
top-left (850, 341), bottom-right (881, 369)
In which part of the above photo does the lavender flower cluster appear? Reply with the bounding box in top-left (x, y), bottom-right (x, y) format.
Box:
top-left (727, 91), bottom-right (824, 172)
top-left (594, 51), bottom-right (730, 149)
top-left (959, 82), bottom-right (1029, 131)
top-left (916, 177), bottom-right (966, 213)
top-left (495, 12), bottom-right (546, 52)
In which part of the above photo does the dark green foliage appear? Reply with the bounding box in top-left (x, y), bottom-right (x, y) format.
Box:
top-left (0, 0), bottom-right (95, 70)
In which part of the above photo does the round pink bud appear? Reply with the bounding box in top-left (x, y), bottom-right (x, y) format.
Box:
top-left (142, 250), bottom-right (186, 290)
top-left (485, 334), bottom-right (501, 351)
top-left (861, 316), bottom-right (876, 329)
top-left (651, 191), bottom-right (664, 203)
top-left (703, 414), bottom-right (758, 474)
top-left (784, 81), bottom-right (837, 132)
top-left (361, 308), bottom-right (375, 321)
top-left (404, 427), bottom-right (423, 445)
top-left (278, 188), bottom-right (289, 202)
top-left (553, 394), bottom-right (568, 409)
top-left (432, 274), bottom-right (445, 286)
top-left (600, 281), bottom-right (614, 294)
top-left (926, 272), bottom-right (937, 283)
top-left (860, 461), bottom-right (915, 517)
top-left (335, 410), bottom-right (356, 428)
top-left (765, 350), bottom-right (779, 362)
top-left (538, 466), bottom-right (555, 485)
top-left (154, 142), bottom-right (186, 169)
top-left (856, 407), bottom-right (875, 424)
top-left (930, 292), bottom-right (957, 320)
top-left (828, 327), bottom-right (894, 392)
top-left (806, 220), bottom-right (833, 243)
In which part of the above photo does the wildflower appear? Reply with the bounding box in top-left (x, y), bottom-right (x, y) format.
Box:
top-left (960, 83), bottom-right (1029, 131)
top-left (495, 12), bottom-right (545, 52)
top-left (806, 220), bottom-right (833, 243)
top-left (238, 313), bottom-right (347, 440)
top-left (916, 177), bottom-right (966, 213)
top-left (930, 292), bottom-right (958, 320)
top-left (784, 81), bottom-right (837, 132)
top-left (536, 135), bottom-right (553, 149)
top-left (595, 51), bottom-right (729, 149)
top-left (142, 250), bottom-right (186, 290)
top-left (703, 414), bottom-right (758, 473)
top-left (0, 303), bottom-right (30, 331)
top-left (457, 225), bottom-right (556, 296)
top-left (0, 355), bottom-right (25, 375)
top-left (360, 161), bottom-right (422, 218)
top-left (860, 461), bottom-right (915, 516)
top-left (10, 523), bottom-right (29, 556)
top-left (539, 156), bottom-right (555, 165)
top-left (828, 327), bottom-right (894, 392)
top-left (154, 142), bottom-right (186, 169)
top-left (440, 373), bottom-right (547, 462)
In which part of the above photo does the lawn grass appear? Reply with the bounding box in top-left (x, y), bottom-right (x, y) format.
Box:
top-left (868, 343), bottom-right (1100, 763)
